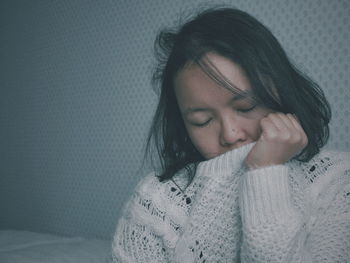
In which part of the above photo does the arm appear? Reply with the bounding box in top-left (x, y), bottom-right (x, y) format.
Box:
top-left (111, 174), bottom-right (172, 263)
top-left (112, 217), bottom-right (170, 263)
top-left (306, 169), bottom-right (350, 262)
top-left (174, 143), bottom-right (255, 263)
top-left (239, 159), bottom-right (350, 262)
top-left (111, 147), bottom-right (252, 263)
top-left (239, 165), bottom-right (305, 262)
top-left (111, 149), bottom-right (253, 263)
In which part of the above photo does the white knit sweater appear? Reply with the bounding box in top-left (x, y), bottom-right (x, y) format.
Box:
top-left (111, 143), bottom-right (350, 262)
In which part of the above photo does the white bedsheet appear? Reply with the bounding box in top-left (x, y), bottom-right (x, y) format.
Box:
top-left (0, 230), bottom-right (111, 263)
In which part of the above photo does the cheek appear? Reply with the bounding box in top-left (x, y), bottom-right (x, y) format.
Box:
top-left (186, 127), bottom-right (219, 159)
top-left (245, 119), bottom-right (263, 140)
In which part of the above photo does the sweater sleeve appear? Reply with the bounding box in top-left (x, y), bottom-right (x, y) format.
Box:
top-left (112, 216), bottom-right (169, 263)
top-left (239, 162), bottom-right (350, 262)
top-left (112, 143), bottom-right (255, 263)
top-left (174, 143), bottom-right (255, 263)
top-left (111, 174), bottom-right (172, 263)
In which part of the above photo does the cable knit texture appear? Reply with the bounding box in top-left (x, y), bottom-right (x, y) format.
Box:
top-left (111, 143), bottom-right (350, 262)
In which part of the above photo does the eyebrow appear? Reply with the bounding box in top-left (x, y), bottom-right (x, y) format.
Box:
top-left (183, 107), bottom-right (210, 116)
top-left (183, 92), bottom-right (254, 116)
top-left (230, 92), bottom-right (251, 101)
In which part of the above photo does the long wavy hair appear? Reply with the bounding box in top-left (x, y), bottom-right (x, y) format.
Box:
top-left (145, 7), bottom-right (331, 182)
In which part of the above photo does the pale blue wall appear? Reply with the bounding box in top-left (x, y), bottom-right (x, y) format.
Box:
top-left (0, 0), bottom-right (349, 239)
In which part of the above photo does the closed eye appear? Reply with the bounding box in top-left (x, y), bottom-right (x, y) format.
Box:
top-left (191, 118), bottom-right (212, 127)
top-left (236, 104), bottom-right (257, 113)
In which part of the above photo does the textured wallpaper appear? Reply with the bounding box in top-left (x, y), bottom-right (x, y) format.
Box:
top-left (0, 0), bottom-right (349, 239)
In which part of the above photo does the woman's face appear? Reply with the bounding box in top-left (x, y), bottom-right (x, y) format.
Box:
top-left (174, 53), bottom-right (274, 160)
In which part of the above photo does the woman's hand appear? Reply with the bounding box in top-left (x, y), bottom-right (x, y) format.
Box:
top-left (245, 113), bottom-right (308, 170)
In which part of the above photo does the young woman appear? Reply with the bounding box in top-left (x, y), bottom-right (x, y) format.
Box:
top-left (111, 7), bottom-right (350, 262)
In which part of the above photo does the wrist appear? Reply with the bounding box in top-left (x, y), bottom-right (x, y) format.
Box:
top-left (240, 165), bottom-right (297, 225)
top-left (244, 158), bottom-right (281, 171)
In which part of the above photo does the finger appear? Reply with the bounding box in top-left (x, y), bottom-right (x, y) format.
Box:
top-left (267, 113), bottom-right (307, 145)
top-left (275, 112), bottom-right (295, 130)
top-left (259, 116), bottom-right (280, 140)
top-left (286, 113), bottom-right (304, 133)
top-left (286, 114), bottom-right (309, 145)
top-left (267, 113), bottom-right (292, 132)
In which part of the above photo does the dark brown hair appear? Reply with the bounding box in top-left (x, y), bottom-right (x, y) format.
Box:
top-left (146, 7), bottom-right (331, 182)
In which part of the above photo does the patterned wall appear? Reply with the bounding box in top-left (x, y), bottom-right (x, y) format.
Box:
top-left (0, 0), bottom-right (349, 239)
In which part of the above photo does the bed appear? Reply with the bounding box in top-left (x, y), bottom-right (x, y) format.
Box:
top-left (0, 230), bottom-right (111, 263)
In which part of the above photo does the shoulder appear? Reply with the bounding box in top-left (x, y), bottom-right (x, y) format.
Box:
top-left (295, 149), bottom-right (350, 202)
top-left (122, 170), bottom-right (190, 222)
top-left (121, 172), bottom-right (165, 217)
top-left (309, 149), bottom-right (350, 176)
top-left (318, 149), bottom-right (350, 165)
top-left (119, 171), bottom-right (189, 248)
top-left (133, 166), bottom-right (194, 199)
top-left (293, 149), bottom-right (350, 181)
top-left (133, 172), bottom-right (162, 196)
top-left (133, 171), bottom-right (188, 200)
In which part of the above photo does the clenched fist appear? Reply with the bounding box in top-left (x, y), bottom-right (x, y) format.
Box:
top-left (245, 113), bottom-right (308, 170)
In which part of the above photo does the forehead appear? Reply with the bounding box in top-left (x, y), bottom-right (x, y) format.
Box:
top-left (174, 54), bottom-right (253, 107)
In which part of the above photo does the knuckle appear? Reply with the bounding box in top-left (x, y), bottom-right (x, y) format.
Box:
top-left (260, 117), bottom-right (270, 125)
top-left (281, 132), bottom-right (291, 141)
top-left (267, 112), bottom-right (276, 118)
top-left (264, 131), bottom-right (277, 140)
top-left (302, 135), bottom-right (309, 146)
top-left (277, 112), bottom-right (285, 118)
top-left (291, 133), bottom-right (301, 142)
top-left (293, 132), bottom-right (308, 147)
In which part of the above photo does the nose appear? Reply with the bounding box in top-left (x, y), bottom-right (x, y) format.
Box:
top-left (219, 117), bottom-right (245, 148)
